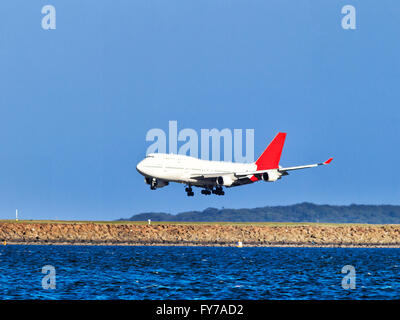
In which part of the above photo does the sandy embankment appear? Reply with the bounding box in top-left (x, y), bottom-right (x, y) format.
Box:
top-left (1, 222), bottom-right (400, 247)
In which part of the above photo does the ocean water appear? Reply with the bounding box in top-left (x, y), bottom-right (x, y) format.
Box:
top-left (0, 245), bottom-right (399, 300)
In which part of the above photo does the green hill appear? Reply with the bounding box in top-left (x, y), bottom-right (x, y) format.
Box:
top-left (119, 202), bottom-right (400, 224)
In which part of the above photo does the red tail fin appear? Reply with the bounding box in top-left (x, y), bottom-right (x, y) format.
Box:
top-left (255, 132), bottom-right (286, 170)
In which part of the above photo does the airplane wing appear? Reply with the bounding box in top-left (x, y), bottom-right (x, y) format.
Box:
top-left (233, 158), bottom-right (333, 177)
top-left (190, 172), bottom-right (232, 179)
top-left (277, 158), bottom-right (333, 173)
top-left (190, 158), bottom-right (333, 180)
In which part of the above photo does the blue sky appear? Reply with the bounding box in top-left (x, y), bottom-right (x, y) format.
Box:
top-left (1, 1), bottom-right (399, 220)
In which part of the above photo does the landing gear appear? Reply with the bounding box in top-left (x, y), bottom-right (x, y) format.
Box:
top-left (185, 186), bottom-right (225, 196)
top-left (150, 178), bottom-right (157, 190)
top-left (185, 186), bottom-right (194, 197)
top-left (212, 186), bottom-right (225, 196)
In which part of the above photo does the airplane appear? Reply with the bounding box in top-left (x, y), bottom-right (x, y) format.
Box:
top-left (136, 132), bottom-right (333, 196)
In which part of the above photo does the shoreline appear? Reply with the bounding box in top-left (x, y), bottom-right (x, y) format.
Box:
top-left (2, 221), bottom-right (400, 248)
top-left (3, 241), bottom-right (400, 248)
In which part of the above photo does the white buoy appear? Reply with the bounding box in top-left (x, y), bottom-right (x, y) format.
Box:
top-left (148, 219), bottom-right (151, 225)
top-left (15, 209), bottom-right (18, 222)
top-left (237, 241), bottom-right (243, 248)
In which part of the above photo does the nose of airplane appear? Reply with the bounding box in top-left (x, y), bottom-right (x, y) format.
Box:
top-left (136, 160), bottom-right (145, 174)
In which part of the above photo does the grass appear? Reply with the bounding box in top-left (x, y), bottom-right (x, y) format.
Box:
top-left (0, 219), bottom-right (390, 227)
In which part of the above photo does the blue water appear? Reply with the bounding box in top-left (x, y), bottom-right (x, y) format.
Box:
top-left (0, 245), bottom-right (399, 299)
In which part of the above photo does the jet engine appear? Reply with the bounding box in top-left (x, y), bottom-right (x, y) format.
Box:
top-left (155, 180), bottom-right (169, 188)
top-left (258, 171), bottom-right (280, 182)
top-left (216, 175), bottom-right (235, 187)
top-left (261, 172), bottom-right (269, 181)
top-left (145, 177), bottom-right (169, 189)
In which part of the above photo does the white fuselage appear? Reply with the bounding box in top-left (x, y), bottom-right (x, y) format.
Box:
top-left (136, 153), bottom-right (274, 188)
